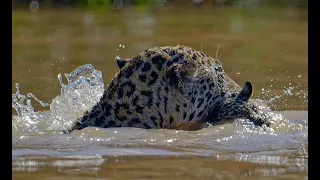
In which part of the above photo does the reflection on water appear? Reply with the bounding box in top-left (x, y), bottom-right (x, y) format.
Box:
top-left (12, 6), bottom-right (307, 180)
top-left (12, 155), bottom-right (307, 179)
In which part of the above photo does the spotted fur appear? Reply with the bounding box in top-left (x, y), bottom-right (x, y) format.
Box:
top-left (67, 45), bottom-right (270, 133)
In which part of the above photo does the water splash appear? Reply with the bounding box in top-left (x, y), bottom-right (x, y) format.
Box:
top-left (258, 80), bottom-right (308, 109)
top-left (12, 64), bottom-right (104, 134)
top-left (12, 64), bottom-right (306, 136)
top-left (12, 64), bottom-right (308, 160)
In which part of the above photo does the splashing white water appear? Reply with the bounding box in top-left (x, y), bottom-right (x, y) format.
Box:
top-left (258, 79), bottom-right (308, 109)
top-left (12, 63), bottom-right (304, 137)
top-left (11, 64), bottom-right (308, 162)
top-left (12, 64), bottom-right (104, 134)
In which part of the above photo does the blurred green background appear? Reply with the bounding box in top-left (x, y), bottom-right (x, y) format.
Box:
top-left (13, 0), bottom-right (308, 8)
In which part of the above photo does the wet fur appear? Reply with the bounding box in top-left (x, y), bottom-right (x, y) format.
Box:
top-left (67, 45), bottom-right (269, 133)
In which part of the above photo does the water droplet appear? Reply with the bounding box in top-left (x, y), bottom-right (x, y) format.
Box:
top-left (29, 0), bottom-right (39, 11)
top-left (113, 0), bottom-right (123, 10)
top-left (298, 75), bottom-right (302, 78)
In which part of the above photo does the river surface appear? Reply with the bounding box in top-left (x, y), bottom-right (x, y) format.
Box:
top-left (12, 6), bottom-right (307, 180)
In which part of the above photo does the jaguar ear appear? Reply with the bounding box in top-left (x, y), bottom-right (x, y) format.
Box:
top-left (115, 56), bottom-right (131, 69)
top-left (237, 81), bottom-right (253, 102)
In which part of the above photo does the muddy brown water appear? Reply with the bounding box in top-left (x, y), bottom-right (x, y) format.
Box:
top-left (12, 6), bottom-right (307, 180)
